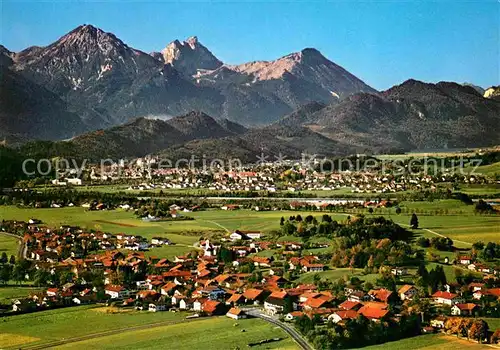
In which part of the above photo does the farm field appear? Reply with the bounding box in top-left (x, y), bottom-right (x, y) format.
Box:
top-left (0, 305), bottom-right (296, 350)
top-left (53, 317), bottom-right (297, 350)
top-left (389, 213), bottom-right (500, 245)
top-left (363, 334), bottom-right (490, 349)
top-left (1, 203), bottom-right (498, 251)
top-left (0, 206), bottom-right (339, 236)
top-left (0, 234), bottom-right (19, 257)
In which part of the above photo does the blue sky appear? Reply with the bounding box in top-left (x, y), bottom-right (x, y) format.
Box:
top-left (1, 0), bottom-right (498, 90)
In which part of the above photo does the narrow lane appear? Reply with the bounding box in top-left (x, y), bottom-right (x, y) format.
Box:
top-left (245, 309), bottom-right (314, 350)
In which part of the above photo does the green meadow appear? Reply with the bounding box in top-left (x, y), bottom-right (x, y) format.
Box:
top-left (363, 334), bottom-right (490, 349)
top-left (0, 305), bottom-right (296, 350)
top-left (0, 234), bottom-right (19, 258)
top-left (53, 317), bottom-right (297, 350)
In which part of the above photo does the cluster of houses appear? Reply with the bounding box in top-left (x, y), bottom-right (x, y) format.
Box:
top-left (12, 247), bottom-right (410, 324)
top-left (6, 220), bottom-right (178, 265)
top-left (457, 255), bottom-right (498, 275)
top-left (83, 159), bottom-right (493, 192)
top-left (6, 217), bottom-right (500, 339)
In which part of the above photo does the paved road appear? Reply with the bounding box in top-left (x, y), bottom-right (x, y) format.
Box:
top-left (245, 309), bottom-right (314, 350)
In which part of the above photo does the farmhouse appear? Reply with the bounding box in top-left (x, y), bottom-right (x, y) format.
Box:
top-left (301, 261), bottom-right (325, 273)
top-left (104, 285), bottom-right (127, 299)
top-left (264, 291), bottom-right (291, 315)
top-left (451, 303), bottom-right (479, 316)
top-left (398, 285), bottom-right (418, 301)
top-left (432, 291), bottom-right (462, 305)
top-left (226, 307), bottom-right (246, 320)
top-left (329, 310), bottom-right (359, 323)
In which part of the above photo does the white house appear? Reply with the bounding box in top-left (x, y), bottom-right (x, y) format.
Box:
top-left (105, 285), bottom-right (127, 299)
top-left (148, 303), bottom-right (167, 312)
top-left (226, 307), bottom-right (246, 320)
top-left (432, 291), bottom-right (462, 306)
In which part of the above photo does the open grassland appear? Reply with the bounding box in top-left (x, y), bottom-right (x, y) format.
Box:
top-left (462, 162), bottom-right (500, 178)
top-left (367, 200), bottom-right (500, 245)
top-left (0, 305), bottom-right (188, 348)
top-left (475, 161), bottom-right (500, 177)
top-left (457, 183), bottom-right (500, 195)
top-left (53, 317), bottom-right (297, 350)
top-left (0, 305), bottom-right (296, 350)
top-left (363, 334), bottom-right (491, 349)
top-left (0, 234), bottom-right (19, 257)
top-left (0, 286), bottom-right (44, 303)
top-left (0, 206), bottom-right (339, 236)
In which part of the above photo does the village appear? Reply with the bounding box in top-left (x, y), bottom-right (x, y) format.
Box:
top-left (2, 212), bottom-right (500, 347)
top-left (48, 158), bottom-right (494, 196)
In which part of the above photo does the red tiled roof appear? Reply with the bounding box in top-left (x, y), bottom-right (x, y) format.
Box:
top-left (227, 307), bottom-right (242, 316)
top-left (304, 297), bottom-right (327, 308)
top-left (362, 301), bottom-right (388, 310)
top-left (269, 290), bottom-right (287, 299)
top-left (485, 288), bottom-right (500, 297)
top-left (161, 282), bottom-right (177, 292)
top-left (368, 289), bottom-right (393, 302)
top-left (432, 291), bottom-right (458, 300)
top-left (358, 306), bottom-right (389, 320)
top-left (162, 270), bottom-right (191, 278)
top-left (227, 293), bottom-right (244, 303)
top-left (455, 303), bottom-right (478, 311)
top-left (105, 285), bottom-right (124, 292)
top-left (335, 310), bottom-right (358, 320)
top-left (339, 300), bottom-right (361, 310)
top-left (202, 300), bottom-right (221, 313)
top-left (398, 285), bottom-right (416, 294)
top-left (243, 288), bottom-right (264, 300)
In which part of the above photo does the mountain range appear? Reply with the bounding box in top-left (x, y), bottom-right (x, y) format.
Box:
top-left (1, 24), bottom-right (499, 159)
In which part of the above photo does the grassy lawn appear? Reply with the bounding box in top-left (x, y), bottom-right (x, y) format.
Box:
top-left (295, 268), bottom-right (379, 284)
top-left (363, 334), bottom-right (490, 349)
top-left (53, 317), bottom-right (298, 350)
top-left (0, 234), bottom-right (19, 258)
top-left (0, 286), bottom-right (44, 303)
top-left (484, 318), bottom-right (500, 331)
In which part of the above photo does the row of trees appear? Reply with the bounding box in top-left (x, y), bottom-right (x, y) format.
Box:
top-left (295, 313), bottom-right (421, 349)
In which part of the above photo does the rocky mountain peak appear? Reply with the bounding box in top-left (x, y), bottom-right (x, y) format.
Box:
top-left (57, 24), bottom-right (121, 49)
top-left (160, 36), bottom-right (222, 77)
top-left (186, 36), bottom-right (199, 48)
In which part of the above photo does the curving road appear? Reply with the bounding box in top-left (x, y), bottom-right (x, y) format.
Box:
top-left (0, 231), bottom-right (28, 259)
top-left (245, 308), bottom-right (314, 350)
